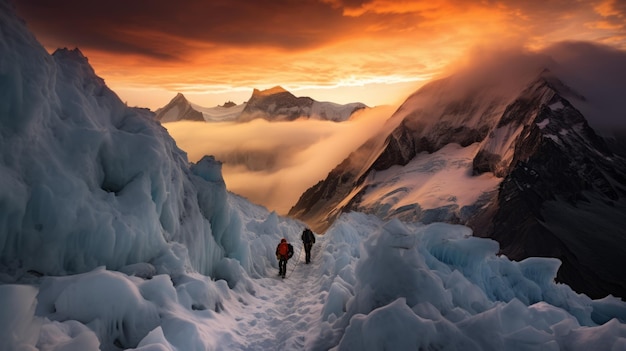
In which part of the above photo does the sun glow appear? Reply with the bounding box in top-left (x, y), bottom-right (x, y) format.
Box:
top-left (17, 0), bottom-right (626, 110)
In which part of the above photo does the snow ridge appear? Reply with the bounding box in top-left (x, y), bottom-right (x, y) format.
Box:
top-left (0, 0), bottom-right (238, 280)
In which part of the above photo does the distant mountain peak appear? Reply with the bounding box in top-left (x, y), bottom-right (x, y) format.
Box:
top-left (220, 101), bottom-right (237, 108)
top-left (154, 87), bottom-right (366, 123)
top-left (252, 86), bottom-right (289, 97)
top-left (172, 92), bottom-right (188, 102)
top-left (155, 92), bottom-right (204, 122)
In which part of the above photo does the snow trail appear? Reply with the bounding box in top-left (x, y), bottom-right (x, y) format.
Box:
top-left (226, 236), bottom-right (327, 350)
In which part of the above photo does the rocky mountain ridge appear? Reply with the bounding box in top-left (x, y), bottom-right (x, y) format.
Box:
top-left (289, 70), bottom-right (626, 299)
top-left (154, 87), bottom-right (367, 123)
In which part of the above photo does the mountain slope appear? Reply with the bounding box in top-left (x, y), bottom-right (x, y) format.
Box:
top-left (288, 68), bottom-right (534, 230)
top-left (154, 93), bottom-right (205, 122)
top-left (290, 63), bottom-right (626, 299)
top-left (470, 74), bottom-right (626, 299)
top-left (154, 93), bottom-right (245, 122)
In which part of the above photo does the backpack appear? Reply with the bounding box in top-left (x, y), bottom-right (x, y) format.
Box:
top-left (278, 242), bottom-right (293, 258)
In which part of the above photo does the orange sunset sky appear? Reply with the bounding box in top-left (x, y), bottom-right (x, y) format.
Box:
top-left (15, 0), bottom-right (626, 110)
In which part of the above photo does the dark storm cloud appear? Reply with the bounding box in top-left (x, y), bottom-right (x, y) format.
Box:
top-left (13, 0), bottom-right (626, 113)
top-left (15, 0), bottom-right (349, 60)
top-left (15, 0), bottom-right (626, 63)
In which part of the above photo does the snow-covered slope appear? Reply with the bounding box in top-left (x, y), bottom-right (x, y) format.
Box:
top-left (154, 93), bottom-right (245, 122)
top-left (238, 86), bottom-right (367, 122)
top-left (0, 30), bottom-right (238, 280)
top-left (357, 142), bottom-right (502, 223)
top-left (289, 63), bottom-right (545, 230)
top-left (290, 51), bottom-right (626, 300)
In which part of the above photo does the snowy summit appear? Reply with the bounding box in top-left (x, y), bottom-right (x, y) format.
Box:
top-left (1, 1), bottom-right (626, 350)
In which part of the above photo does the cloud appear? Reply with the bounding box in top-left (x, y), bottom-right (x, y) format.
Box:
top-left (17, 0), bottom-right (625, 67)
top-left (434, 40), bottom-right (626, 135)
top-left (163, 106), bottom-right (395, 213)
top-left (541, 41), bottom-right (626, 133)
top-left (15, 0), bottom-right (626, 118)
top-left (15, 0), bottom-right (351, 60)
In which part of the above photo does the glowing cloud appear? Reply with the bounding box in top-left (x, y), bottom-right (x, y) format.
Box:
top-left (14, 0), bottom-right (626, 110)
top-left (163, 106), bottom-right (395, 213)
top-left (163, 41), bottom-right (625, 214)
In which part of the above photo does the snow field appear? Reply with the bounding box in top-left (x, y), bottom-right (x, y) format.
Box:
top-left (359, 142), bottom-right (501, 222)
top-left (3, 213), bottom-right (626, 350)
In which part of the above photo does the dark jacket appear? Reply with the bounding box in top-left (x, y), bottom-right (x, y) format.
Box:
top-left (301, 228), bottom-right (315, 244)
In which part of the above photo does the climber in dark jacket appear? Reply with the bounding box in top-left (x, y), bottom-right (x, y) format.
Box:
top-left (301, 228), bottom-right (315, 264)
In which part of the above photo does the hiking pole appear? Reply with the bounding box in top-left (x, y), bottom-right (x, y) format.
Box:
top-left (286, 245), bottom-right (303, 279)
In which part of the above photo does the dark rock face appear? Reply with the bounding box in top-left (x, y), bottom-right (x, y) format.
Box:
top-left (289, 73), bottom-right (626, 299)
top-left (370, 123), bottom-right (417, 171)
top-left (605, 130), bottom-right (626, 158)
top-left (472, 85), bottom-right (626, 299)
